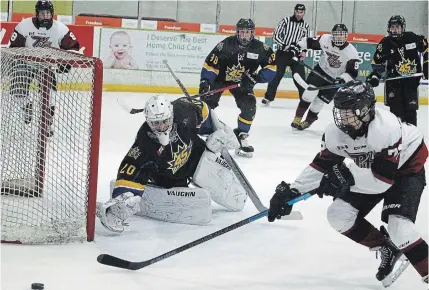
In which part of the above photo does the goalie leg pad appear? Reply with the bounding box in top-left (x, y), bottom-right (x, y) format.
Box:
top-left (193, 150), bottom-right (247, 211)
top-left (137, 184), bottom-right (212, 225)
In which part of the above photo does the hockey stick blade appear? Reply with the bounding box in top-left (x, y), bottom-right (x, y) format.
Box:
top-left (97, 193), bottom-right (313, 270)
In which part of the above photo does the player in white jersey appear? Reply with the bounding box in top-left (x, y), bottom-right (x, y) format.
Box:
top-left (8, 0), bottom-right (80, 136)
top-left (287, 24), bottom-right (360, 130)
top-left (267, 81), bottom-right (428, 286)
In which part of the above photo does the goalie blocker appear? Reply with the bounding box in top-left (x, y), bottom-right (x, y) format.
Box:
top-left (96, 95), bottom-right (247, 233)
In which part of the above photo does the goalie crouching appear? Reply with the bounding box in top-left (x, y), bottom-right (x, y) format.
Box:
top-left (96, 95), bottom-right (248, 232)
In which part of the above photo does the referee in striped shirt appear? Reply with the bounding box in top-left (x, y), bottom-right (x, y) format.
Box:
top-left (262, 4), bottom-right (310, 105)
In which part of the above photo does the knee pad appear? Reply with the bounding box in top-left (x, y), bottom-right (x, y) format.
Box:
top-left (193, 150), bottom-right (247, 211)
top-left (308, 96), bottom-right (325, 114)
top-left (387, 215), bottom-right (421, 250)
top-left (327, 199), bottom-right (359, 233)
top-left (302, 89), bottom-right (318, 103)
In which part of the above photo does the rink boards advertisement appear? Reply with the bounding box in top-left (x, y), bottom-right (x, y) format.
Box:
top-left (96, 27), bottom-right (379, 82)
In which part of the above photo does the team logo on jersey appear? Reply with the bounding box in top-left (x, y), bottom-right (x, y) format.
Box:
top-left (216, 42), bottom-right (224, 51)
top-left (31, 35), bottom-right (52, 48)
top-left (325, 51), bottom-right (341, 68)
top-left (167, 142), bottom-right (192, 174)
top-left (395, 59), bottom-right (417, 75)
top-left (263, 43), bottom-right (270, 51)
top-left (225, 63), bottom-right (247, 82)
top-left (346, 151), bottom-right (374, 168)
top-left (127, 147), bottom-right (141, 160)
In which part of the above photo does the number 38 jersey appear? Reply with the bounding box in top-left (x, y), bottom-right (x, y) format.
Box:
top-left (201, 35), bottom-right (276, 84)
top-left (9, 17), bottom-right (79, 50)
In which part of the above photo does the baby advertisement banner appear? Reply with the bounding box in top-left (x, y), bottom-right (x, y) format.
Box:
top-left (98, 28), bottom-right (228, 73)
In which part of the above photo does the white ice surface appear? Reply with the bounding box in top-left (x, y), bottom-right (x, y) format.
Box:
top-left (2, 92), bottom-right (428, 290)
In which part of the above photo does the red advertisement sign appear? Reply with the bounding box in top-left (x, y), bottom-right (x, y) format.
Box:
top-left (157, 21), bottom-right (200, 32)
top-left (0, 22), bottom-right (94, 56)
top-left (75, 16), bottom-right (122, 28)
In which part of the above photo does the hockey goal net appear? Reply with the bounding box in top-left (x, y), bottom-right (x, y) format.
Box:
top-left (0, 47), bottom-right (103, 244)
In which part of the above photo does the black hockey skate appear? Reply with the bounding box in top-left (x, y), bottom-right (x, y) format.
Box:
top-left (372, 226), bottom-right (410, 287)
top-left (261, 98), bottom-right (271, 106)
top-left (233, 128), bottom-right (254, 158)
top-left (291, 117), bottom-right (302, 129)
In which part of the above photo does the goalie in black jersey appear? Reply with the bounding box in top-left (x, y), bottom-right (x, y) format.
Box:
top-left (367, 15), bottom-right (428, 126)
top-left (96, 95), bottom-right (248, 233)
top-left (199, 18), bottom-right (277, 158)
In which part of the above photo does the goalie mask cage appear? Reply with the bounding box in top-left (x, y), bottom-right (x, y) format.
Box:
top-left (0, 47), bottom-right (103, 244)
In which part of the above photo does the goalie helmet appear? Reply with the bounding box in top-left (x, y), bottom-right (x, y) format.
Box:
top-left (144, 95), bottom-right (174, 146)
top-left (388, 15), bottom-right (406, 38)
top-left (332, 24), bottom-right (348, 47)
top-left (333, 81), bottom-right (376, 139)
top-left (35, 0), bottom-right (54, 28)
top-left (236, 18), bottom-right (255, 46)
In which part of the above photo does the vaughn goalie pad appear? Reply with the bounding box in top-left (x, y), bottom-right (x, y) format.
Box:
top-left (193, 150), bottom-right (247, 211)
top-left (136, 184), bottom-right (212, 225)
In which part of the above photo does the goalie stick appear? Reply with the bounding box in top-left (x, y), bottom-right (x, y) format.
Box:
top-left (96, 191), bottom-right (314, 270)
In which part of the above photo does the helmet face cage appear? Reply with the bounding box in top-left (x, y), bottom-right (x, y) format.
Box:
top-left (35, 1), bottom-right (54, 27)
top-left (332, 30), bottom-right (348, 46)
top-left (147, 114), bottom-right (174, 134)
top-left (388, 15), bottom-right (406, 38)
top-left (333, 82), bottom-right (375, 138)
top-left (236, 19), bottom-right (255, 46)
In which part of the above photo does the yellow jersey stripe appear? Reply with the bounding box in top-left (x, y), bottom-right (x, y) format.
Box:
top-left (238, 116), bottom-right (253, 125)
top-left (203, 63), bottom-right (219, 74)
top-left (264, 64), bottom-right (277, 71)
top-left (114, 179), bottom-right (145, 190)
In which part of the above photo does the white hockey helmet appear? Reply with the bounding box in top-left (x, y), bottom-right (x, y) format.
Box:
top-left (144, 95), bottom-right (174, 146)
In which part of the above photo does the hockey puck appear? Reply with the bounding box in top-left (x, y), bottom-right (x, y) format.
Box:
top-left (31, 283), bottom-right (44, 290)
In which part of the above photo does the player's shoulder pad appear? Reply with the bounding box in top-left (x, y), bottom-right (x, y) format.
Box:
top-left (319, 34), bottom-right (332, 45)
top-left (52, 20), bottom-right (70, 36)
top-left (323, 123), bottom-right (342, 151)
top-left (367, 108), bottom-right (401, 152)
top-left (15, 17), bottom-right (34, 33)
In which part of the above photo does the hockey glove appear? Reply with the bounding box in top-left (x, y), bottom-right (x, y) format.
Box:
top-left (317, 163), bottom-right (355, 199)
top-left (286, 43), bottom-right (301, 60)
top-left (334, 77), bottom-right (346, 85)
top-left (240, 72), bottom-right (258, 93)
top-left (268, 181), bottom-right (300, 222)
top-left (199, 79), bottom-right (212, 94)
top-left (366, 71), bottom-right (381, 87)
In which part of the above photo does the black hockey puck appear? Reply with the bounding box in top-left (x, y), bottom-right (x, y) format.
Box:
top-left (31, 283), bottom-right (44, 290)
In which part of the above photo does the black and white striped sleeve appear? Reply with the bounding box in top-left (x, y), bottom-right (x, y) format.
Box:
top-left (273, 18), bottom-right (289, 46)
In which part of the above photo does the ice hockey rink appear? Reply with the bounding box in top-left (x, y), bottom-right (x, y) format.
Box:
top-left (2, 92), bottom-right (428, 290)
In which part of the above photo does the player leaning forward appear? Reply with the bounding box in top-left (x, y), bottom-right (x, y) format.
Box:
top-left (97, 96), bottom-right (248, 232)
top-left (8, 0), bottom-right (80, 136)
top-left (268, 81), bottom-right (428, 285)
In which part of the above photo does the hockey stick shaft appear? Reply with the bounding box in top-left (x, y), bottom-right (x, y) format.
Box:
top-left (385, 73), bottom-right (423, 81)
top-left (96, 192), bottom-right (313, 270)
top-left (292, 57), bottom-right (334, 84)
top-left (293, 73), bottom-right (343, 91)
top-left (116, 84), bottom-right (239, 115)
top-left (163, 59), bottom-right (191, 97)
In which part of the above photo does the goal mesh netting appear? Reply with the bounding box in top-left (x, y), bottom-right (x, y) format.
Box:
top-left (0, 47), bottom-right (103, 244)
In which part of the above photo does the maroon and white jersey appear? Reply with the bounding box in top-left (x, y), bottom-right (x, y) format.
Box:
top-left (298, 34), bottom-right (360, 79)
top-left (291, 108), bottom-right (428, 195)
top-left (9, 17), bottom-right (79, 50)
